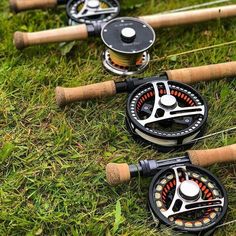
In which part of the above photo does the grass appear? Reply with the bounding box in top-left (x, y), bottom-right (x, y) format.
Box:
top-left (0, 0), bottom-right (236, 235)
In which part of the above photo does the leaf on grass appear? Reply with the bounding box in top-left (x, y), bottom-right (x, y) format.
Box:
top-left (220, 86), bottom-right (230, 101)
top-left (60, 41), bottom-right (76, 56)
top-left (0, 143), bottom-right (15, 162)
top-left (170, 55), bottom-right (177, 62)
top-left (113, 199), bottom-right (123, 234)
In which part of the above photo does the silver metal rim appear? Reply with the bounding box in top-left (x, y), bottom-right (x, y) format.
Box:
top-left (102, 49), bottom-right (150, 75)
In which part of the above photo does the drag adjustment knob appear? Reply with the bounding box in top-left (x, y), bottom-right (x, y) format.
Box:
top-left (160, 95), bottom-right (177, 108)
top-left (121, 27), bottom-right (136, 43)
top-left (87, 0), bottom-right (100, 8)
top-left (179, 180), bottom-right (201, 201)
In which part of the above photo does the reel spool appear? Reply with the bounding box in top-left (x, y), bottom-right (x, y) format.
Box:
top-left (67, 0), bottom-right (120, 25)
top-left (148, 165), bottom-right (227, 235)
top-left (101, 17), bottom-right (156, 75)
top-left (126, 80), bottom-right (208, 151)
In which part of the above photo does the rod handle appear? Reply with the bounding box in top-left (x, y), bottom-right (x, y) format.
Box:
top-left (14, 24), bottom-right (88, 49)
top-left (166, 62), bottom-right (236, 84)
top-left (56, 80), bottom-right (116, 107)
top-left (106, 163), bottom-right (130, 186)
top-left (189, 144), bottom-right (236, 167)
top-left (139, 5), bottom-right (236, 29)
top-left (9, 0), bottom-right (58, 13)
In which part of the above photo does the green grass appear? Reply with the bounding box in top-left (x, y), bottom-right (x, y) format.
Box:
top-left (0, 0), bottom-right (236, 235)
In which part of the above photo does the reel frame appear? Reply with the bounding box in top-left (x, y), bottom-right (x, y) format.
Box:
top-left (148, 164), bottom-right (228, 234)
top-left (66, 0), bottom-right (120, 25)
top-left (101, 17), bottom-right (156, 75)
top-left (126, 79), bottom-right (208, 151)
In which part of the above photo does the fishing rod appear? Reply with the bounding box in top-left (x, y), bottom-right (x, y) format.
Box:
top-left (56, 61), bottom-right (236, 106)
top-left (14, 4), bottom-right (236, 50)
top-left (106, 144), bottom-right (236, 235)
top-left (55, 61), bottom-right (236, 151)
top-left (9, 0), bottom-right (231, 13)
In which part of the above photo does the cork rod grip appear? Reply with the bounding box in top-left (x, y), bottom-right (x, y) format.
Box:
top-left (14, 24), bottom-right (88, 49)
top-left (106, 163), bottom-right (131, 186)
top-left (139, 5), bottom-right (236, 29)
top-left (188, 144), bottom-right (236, 167)
top-left (166, 62), bottom-right (236, 84)
top-left (9, 0), bottom-right (57, 13)
top-left (56, 80), bottom-right (117, 107)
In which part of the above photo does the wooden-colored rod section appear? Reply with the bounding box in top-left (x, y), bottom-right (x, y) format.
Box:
top-left (14, 24), bottom-right (88, 50)
top-left (166, 61), bottom-right (236, 84)
top-left (188, 144), bottom-right (236, 167)
top-left (56, 81), bottom-right (117, 107)
top-left (139, 5), bottom-right (236, 28)
top-left (9, 0), bottom-right (58, 13)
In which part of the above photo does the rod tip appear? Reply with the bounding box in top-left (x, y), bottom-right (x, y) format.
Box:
top-left (106, 163), bottom-right (130, 186)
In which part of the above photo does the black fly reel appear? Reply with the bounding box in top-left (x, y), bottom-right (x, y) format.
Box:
top-left (101, 17), bottom-right (156, 75)
top-left (148, 165), bottom-right (228, 235)
top-left (126, 80), bottom-right (208, 151)
top-left (66, 0), bottom-right (120, 25)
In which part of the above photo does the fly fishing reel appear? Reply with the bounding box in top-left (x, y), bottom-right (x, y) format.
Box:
top-left (148, 165), bottom-right (227, 235)
top-left (101, 17), bottom-right (156, 75)
top-left (126, 80), bottom-right (208, 151)
top-left (67, 0), bottom-right (120, 25)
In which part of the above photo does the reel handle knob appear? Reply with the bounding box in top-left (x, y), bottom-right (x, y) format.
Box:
top-left (139, 5), bottom-right (236, 29)
top-left (166, 61), bottom-right (236, 84)
top-left (14, 25), bottom-right (88, 49)
top-left (10, 0), bottom-right (58, 13)
top-left (56, 81), bottom-right (116, 107)
top-left (106, 163), bottom-right (131, 186)
top-left (188, 144), bottom-right (236, 167)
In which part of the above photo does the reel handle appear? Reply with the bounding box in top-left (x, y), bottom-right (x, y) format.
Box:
top-left (166, 62), bottom-right (236, 84)
top-left (188, 144), bottom-right (236, 167)
top-left (14, 25), bottom-right (88, 50)
top-left (9, 0), bottom-right (58, 13)
top-left (56, 81), bottom-right (116, 107)
top-left (139, 5), bottom-right (236, 28)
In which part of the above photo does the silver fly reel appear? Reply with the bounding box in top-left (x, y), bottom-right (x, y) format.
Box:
top-left (101, 17), bottom-right (156, 75)
top-left (148, 165), bottom-right (227, 235)
top-left (67, 0), bottom-right (120, 25)
top-left (126, 80), bottom-right (208, 151)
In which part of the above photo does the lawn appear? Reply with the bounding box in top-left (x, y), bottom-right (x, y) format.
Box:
top-left (0, 0), bottom-right (236, 235)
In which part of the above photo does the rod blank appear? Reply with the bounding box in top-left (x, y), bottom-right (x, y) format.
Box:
top-left (139, 5), bottom-right (236, 28)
